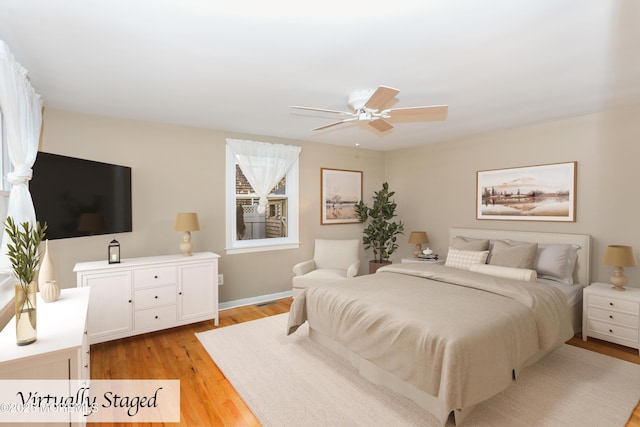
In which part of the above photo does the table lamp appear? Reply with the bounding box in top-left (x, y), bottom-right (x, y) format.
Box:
top-left (174, 213), bottom-right (200, 256)
top-left (602, 245), bottom-right (637, 291)
top-left (408, 231), bottom-right (429, 257)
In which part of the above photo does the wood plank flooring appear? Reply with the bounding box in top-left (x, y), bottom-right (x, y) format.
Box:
top-left (90, 298), bottom-right (640, 427)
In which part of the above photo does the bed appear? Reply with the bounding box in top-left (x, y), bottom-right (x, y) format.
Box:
top-left (287, 228), bottom-right (591, 426)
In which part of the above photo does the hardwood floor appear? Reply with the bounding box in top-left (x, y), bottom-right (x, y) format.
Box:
top-left (90, 298), bottom-right (640, 427)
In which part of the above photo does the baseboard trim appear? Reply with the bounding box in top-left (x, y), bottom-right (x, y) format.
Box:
top-left (219, 290), bottom-right (293, 311)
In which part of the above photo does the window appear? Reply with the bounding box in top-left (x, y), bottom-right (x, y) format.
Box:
top-left (0, 109), bottom-right (11, 322)
top-left (0, 110), bottom-right (9, 194)
top-left (0, 109), bottom-right (9, 232)
top-left (225, 141), bottom-right (300, 254)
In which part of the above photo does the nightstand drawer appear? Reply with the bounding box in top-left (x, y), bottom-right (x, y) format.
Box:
top-left (588, 307), bottom-right (639, 328)
top-left (135, 285), bottom-right (177, 309)
top-left (586, 319), bottom-right (639, 343)
top-left (588, 294), bottom-right (639, 315)
top-left (134, 305), bottom-right (177, 329)
top-left (133, 266), bottom-right (177, 288)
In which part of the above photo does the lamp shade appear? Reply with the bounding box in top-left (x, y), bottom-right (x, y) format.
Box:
top-left (173, 213), bottom-right (200, 232)
top-left (408, 231), bottom-right (429, 244)
top-left (602, 245), bottom-right (637, 267)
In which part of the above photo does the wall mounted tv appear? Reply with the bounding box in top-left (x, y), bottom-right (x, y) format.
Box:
top-left (30, 152), bottom-right (132, 240)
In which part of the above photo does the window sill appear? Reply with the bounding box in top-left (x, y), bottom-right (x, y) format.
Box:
top-left (0, 274), bottom-right (15, 332)
top-left (225, 241), bottom-right (300, 255)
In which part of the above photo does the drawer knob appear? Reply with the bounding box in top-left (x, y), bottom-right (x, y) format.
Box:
top-left (610, 302), bottom-right (614, 306)
top-left (609, 315), bottom-right (614, 319)
top-left (84, 365), bottom-right (88, 368)
top-left (155, 315), bottom-right (159, 319)
top-left (155, 295), bottom-right (158, 299)
top-left (609, 329), bottom-right (613, 333)
top-left (154, 275), bottom-right (158, 279)
top-left (128, 299), bottom-right (132, 303)
top-left (179, 292), bottom-right (182, 295)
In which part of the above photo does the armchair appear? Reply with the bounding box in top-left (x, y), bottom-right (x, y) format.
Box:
top-left (292, 239), bottom-right (361, 298)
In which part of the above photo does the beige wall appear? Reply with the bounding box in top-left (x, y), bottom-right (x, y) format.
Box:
top-left (39, 109), bottom-right (385, 302)
top-left (38, 105), bottom-right (640, 302)
top-left (386, 106), bottom-right (640, 287)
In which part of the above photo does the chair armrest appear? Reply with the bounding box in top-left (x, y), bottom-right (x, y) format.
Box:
top-left (293, 259), bottom-right (315, 276)
top-left (346, 261), bottom-right (360, 278)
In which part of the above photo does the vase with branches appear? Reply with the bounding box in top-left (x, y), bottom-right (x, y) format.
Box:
top-left (355, 182), bottom-right (404, 273)
top-left (4, 216), bottom-right (46, 345)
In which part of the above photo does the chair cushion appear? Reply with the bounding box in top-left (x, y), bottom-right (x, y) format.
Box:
top-left (292, 269), bottom-right (349, 289)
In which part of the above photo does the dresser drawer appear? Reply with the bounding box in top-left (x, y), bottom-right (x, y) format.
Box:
top-left (133, 266), bottom-right (177, 288)
top-left (134, 285), bottom-right (177, 310)
top-left (134, 305), bottom-right (177, 330)
top-left (586, 319), bottom-right (639, 343)
top-left (588, 307), bottom-right (639, 328)
top-left (588, 294), bottom-right (639, 315)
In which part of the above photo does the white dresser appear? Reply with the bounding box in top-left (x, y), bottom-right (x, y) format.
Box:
top-left (582, 282), bottom-right (640, 355)
top-left (74, 252), bottom-right (219, 344)
top-left (0, 287), bottom-right (91, 380)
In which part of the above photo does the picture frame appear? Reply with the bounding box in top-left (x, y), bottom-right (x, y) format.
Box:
top-left (476, 161), bottom-right (577, 222)
top-left (321, 168), bottom-right (363, 225)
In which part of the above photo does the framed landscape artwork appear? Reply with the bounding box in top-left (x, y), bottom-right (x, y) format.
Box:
top-left (476, 162), bottom-right (577, 222)
top-left (321, 168), bottom-right (363, 225)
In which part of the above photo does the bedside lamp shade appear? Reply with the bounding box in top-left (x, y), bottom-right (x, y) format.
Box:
top-left (602, 245), bottom-right (637, 291)
top-left (174, 213), bottom-right (200, 256)
top-left (408, 231), bottom-right (429, 257)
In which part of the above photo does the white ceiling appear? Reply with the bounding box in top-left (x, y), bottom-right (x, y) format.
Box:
top-left (1, 0), bottom-right (639, 151)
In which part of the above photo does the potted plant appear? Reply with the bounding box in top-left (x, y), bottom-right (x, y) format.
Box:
top-left (4, 216), bottom-right (46, 345)
top-left (355, 182), bottom-right (404, 273)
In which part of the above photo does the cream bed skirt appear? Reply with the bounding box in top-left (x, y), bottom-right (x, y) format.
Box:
top-left (308, 326), bottom-right (556, 426)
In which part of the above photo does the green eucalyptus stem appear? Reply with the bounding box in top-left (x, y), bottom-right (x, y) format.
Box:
top-left (4, 217), bottom-right (47, 321)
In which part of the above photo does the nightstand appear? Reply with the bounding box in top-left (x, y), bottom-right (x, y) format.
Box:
top-left (401, 258), bottom-right (444, 264)
top-left (582, 282), bottom-right (640, 355)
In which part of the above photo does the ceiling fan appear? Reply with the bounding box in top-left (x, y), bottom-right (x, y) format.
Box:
top-left (292, 85), bottom-right (448, 133)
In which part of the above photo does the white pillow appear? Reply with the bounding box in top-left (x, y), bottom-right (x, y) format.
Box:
top-left (535, 244), bottom-right (579, 285)
top-left (445, 248), bottom-right (489, 271)
top-left (469, 264), bottom-right (538, 282)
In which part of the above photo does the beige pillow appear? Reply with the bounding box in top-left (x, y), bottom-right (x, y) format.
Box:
top-left (445, 248), bottom-right (490, 270)
top-left (451, 236), bottom-right (490, 251)
top-left (489, 240), bottom-right (538, 269)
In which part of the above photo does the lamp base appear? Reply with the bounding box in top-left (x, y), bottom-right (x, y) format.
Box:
top-left (413, 244), bottom-right (423, 257)
top-left (610, 267), bottom-right (628, 291)
top-left (179, 231), bottom-right (193, 256)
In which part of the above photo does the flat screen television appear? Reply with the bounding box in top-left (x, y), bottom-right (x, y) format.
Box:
top-left (30, 152), bottom-right (132, 240)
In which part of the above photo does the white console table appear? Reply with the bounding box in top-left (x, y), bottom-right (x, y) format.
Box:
top-left (0, 287), bottom-right (91, 380)
top-left (74, 252), bottom-right (219, 344)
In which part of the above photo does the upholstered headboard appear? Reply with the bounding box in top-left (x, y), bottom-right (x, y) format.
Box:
top-left (449, 228), bottom-right (591, 286)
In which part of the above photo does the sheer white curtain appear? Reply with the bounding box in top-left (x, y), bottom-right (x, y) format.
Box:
top-left (0, 41), bottom-right (43, 272)
top-left (226, 138), bottom-right (301, 214)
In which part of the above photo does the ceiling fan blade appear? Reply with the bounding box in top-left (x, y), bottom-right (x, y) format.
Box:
top-left (386, 105), bottom-right (448, 121)
top-left (363, 86), bottom-right (400, 111)
top-left (291, 106), bottom-right (352, 115)
top-left (312, 117), bottom-right (358, 131)
top-left (368, 118), bottom-right (394, 133)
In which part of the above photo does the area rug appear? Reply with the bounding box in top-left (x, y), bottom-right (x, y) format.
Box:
top-left (196, 314), bottom-right (640, 427)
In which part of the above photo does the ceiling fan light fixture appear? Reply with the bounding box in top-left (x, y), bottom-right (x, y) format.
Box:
top-left (292, 85), bottom-right (448, 133)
